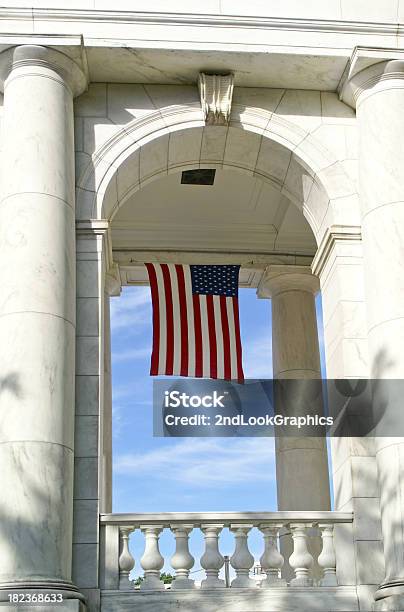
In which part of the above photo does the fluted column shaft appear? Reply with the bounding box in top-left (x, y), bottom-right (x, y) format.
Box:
top-left (0, 45), bottom-right (86, 594)
top-left (353, 60), bottom-right (404, 610)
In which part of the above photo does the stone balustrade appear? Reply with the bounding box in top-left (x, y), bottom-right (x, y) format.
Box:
top-left (100, 512), bottom-right (352, 592)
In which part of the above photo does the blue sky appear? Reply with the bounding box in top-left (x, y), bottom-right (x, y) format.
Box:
top-left (110, 285), bottom-right (327, 576)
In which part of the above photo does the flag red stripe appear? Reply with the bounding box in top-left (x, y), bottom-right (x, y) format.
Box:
top-left (145, 263), bottom-right (160, 375)
top-left (176, 264), bottom-right (189, 377)
top-left (193, 294), bottom-right (203, 377)
top-left (206, 294), bottom-right (217, 379)
top-left (232, 297), bottom-right (244, 383)
top-left (220, 295), bottom-right (231, 381)
top-left (161, 264), bottom-right (174, 375)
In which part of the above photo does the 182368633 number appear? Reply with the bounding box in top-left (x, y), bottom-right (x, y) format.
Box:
top-left (7, 592), bottom-right (63, 603)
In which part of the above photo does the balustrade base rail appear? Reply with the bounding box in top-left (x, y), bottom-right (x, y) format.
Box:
top-left (100, 587), bottom-right (359, 612)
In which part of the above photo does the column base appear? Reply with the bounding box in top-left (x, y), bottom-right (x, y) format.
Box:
top-left (0, 580), bottom-right (87, 610)
top-left (374, 581), bottom-right (404, 610)
top-left (0, 604), bottom-right (85, 612)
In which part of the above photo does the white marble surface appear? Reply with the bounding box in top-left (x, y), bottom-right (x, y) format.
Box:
top-left (1, 69), bottom-right (75, 206)
top-left (100, 587), bottom-right (359, 612)
top-left (72, 543), bottom-right (99, 589)
top-left (73, 230), bottom-right (109, 596)
top-left (254, 138), bottom-right (291, 186)
top-left (0, 441), bottom-right (74, 582)
top-left (258, 266), bottom-right (330, 515)
top-left (139, 134), bottom-right (170, 184)
top-left (74, 416), bottom-right (99, 459)
top-left (0, 193), bottom-right (75, 324)
top-left (0, 314), bottom-right (75, 447)
top-left (0, 46), bottom-right (81, 592)
top-left (168, 128), bottom-right (203, 169)
top-left (352, 66), bottom-right (404, 607)
top-left (75, 376), bottom-right (100, 417)
top-left (312, 228), bottom-right (368, 379)
top-left (75, 88), bottom-right (358, 246)
top-left (73, 500), bottom-right (99, 545)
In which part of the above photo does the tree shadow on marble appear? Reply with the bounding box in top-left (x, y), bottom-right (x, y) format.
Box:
top-left (0, 373), bottom-right (23, 399)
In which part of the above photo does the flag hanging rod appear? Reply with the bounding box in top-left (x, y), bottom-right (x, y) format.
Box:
top-left (113, 248), bottom-right (315, 267)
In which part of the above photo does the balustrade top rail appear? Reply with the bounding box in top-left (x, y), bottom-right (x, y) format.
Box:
top-left (100, 511), bottom-right (353, 527)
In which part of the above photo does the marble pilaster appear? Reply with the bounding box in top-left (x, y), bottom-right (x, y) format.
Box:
top-left (312, 227), bottom-right (382, 611)
top-left (73, 221), bottom-right (117, 611)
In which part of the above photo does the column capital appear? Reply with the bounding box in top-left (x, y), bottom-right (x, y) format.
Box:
top-left (257, 265), bottom-right (319, 299)
top-left (0, 44), bottom-right (88, 97)
top-left (340, 49), bottom-right (404, 109)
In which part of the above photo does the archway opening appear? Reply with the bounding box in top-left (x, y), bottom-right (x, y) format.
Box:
top-left (107, 163), bottom-right (324, 573)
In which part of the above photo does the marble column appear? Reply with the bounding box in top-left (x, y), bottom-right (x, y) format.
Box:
top-left (258, 265), bottom-right (331, 512)
top-left (350, 60), bottom-right (404, 610)
top-left (0, 45), bottom-right (86, 600)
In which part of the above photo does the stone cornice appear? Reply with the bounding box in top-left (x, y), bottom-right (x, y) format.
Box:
top-left (0, 31), bottom-right (401, 94)
top-left (311, 225), bottom-right (362, 277)
top-left (0, 8), bottom-right (403, 36)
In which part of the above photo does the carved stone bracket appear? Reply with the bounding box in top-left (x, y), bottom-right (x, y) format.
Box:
top-left (198, 72), bottom-right (234, 125)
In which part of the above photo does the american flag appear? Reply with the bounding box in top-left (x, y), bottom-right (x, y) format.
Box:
top-left (145, 264), bottom-right (244, 382)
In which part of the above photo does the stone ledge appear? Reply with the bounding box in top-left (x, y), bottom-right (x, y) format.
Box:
top-left (101, 586), bottom-right (359, 612)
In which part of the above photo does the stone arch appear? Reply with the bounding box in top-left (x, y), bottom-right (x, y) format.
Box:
top-left (76, 101), bottom-right (359, 245)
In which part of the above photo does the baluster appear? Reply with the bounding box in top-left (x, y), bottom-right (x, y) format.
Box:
top-left (200, 524), bottom-right (225, 588)
top-left (170, 524), bottom-right (195, 589)
top-left (118, 527), bottom-right (135, 590)
top-left (230, 524), bottom-right (255, 587)
top-left (289, 523), bottom-right (314, 587)
top-left (318, 524), bottom-right (337, 586)
top-left (140, 525), bottom-right (165, 590)
top-left (259, 524), bottom-right (287, 588)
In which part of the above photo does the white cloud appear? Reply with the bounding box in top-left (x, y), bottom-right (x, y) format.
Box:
top-left (110, 287), bottom-right (151, 332)
top-left (114, 437), bottom-right (275, 486)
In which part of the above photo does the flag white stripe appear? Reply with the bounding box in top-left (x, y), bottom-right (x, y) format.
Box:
top-left (199, 295), bottom-right (210, 378)
top-left (183, 265), bottom-right (195, 377)
top-left (154, 264), bottom-right (167, 375)
top-left (226, 297), bottom-right (237, 381)
top-left (213, 295), bottom-right (224, 379)
top-left (168, 264), bottom-right (181, 375)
